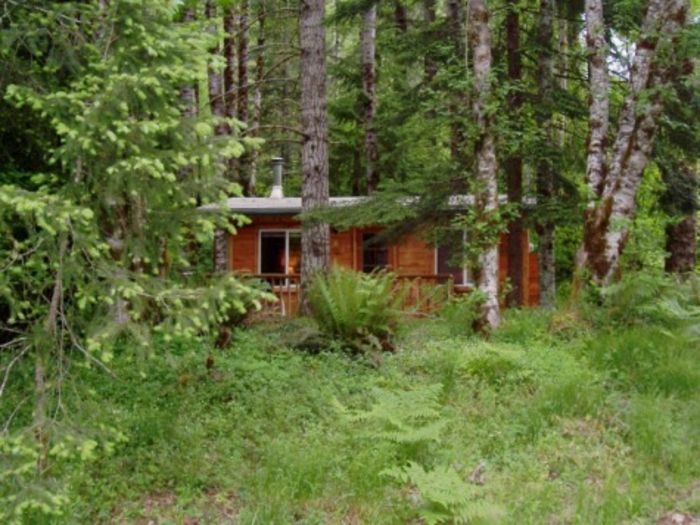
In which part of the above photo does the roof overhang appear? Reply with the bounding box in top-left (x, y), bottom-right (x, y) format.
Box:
top-left (200, 195), bottom-right (534, 215)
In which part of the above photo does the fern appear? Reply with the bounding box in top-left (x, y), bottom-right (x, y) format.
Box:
top-left (337, 384), bottom-right (447, 444)
top-left (383, 462), bottom-right (503, 524)
top-left (307, 268), bottom-right (407, 350)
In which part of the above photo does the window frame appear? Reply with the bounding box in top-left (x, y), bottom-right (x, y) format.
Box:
top-left (433, 230), bottom-right (473, 286)
top-left (257, 228), bottom-right (302, 276)
top-left (361, 231), bottom-right (390, 273)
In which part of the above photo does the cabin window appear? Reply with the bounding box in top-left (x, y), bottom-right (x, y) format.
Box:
top-left (362, 233), bottom-right (389, 272)
top-left (436, 239), bottom-right (472, 286)
top-left (259, 230), bottom-right (301, 274)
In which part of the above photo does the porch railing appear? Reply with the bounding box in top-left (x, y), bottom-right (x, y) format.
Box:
top-left (248, 273), bottom-right (458, 318)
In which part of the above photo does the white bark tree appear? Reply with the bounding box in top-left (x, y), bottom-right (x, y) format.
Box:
top-left (579, 0), bottom-right (690, 285)
top-left (469, 0), bottom-right (500, 330)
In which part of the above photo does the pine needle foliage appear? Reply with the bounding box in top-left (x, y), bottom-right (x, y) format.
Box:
top-left (306, 268), bottom-right (408, 350)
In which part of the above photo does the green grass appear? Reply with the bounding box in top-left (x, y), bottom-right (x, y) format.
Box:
top-left (4, 308), bottom-right (700, 524)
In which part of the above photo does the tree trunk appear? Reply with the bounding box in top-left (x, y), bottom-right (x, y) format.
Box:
top-left (447, 0), bottom-right (467, 161)
top-left (663, 161), bottom-right (698, 273)
top-left (361, 4), bottom-right (379, 193)
top-left (180, 7), bottom-right (197, 123)
top-left (223, 8), bottom-right (239, 188)
top-left (249, 2), bottom-right (266, 196)
top-left (665, 215), bottom-right (697, 273)
top-left (394, 1), bottom-right (408, 33)
top-left (505, 0), bottom-right (525, 307)
top-left (237, 0), bottom-right (251, 194)
top-left (470, 0), bottom-right (500, 331)
top-left (206, 1), bottom-right (228, 138)
top-left (35, 237), bottom-right (66, 473)
top-left (579, 0), bottom-right (689, 285)
top-left (536, 0), bottom-right (556, 307)
top-left (207, 0), bottom-right (230, 273)
top-left (423, 0), bottom-right (437, 83)
top-left (299, 0), bottom-right (331, 311)
top-left (223, 8), bottom-right (237, 122)
top-left (582, 0), bottom-right (609, 204)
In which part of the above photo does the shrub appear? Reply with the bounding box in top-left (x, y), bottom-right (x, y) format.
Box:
top-left (307, 269), bottom-right (407, 351)
top-left (588, 272), bottom-right (700, 331)
top-left (438, 291), bottom-right (485, 337)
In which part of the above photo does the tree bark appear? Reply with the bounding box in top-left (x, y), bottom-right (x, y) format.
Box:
top-left (237, 0), bottom-right (250, 135)
top-left (470, 0), bottom-right (500, 330)
top-left (223, 8), bottom-right (237, 122)
top-left (536, 0), bottom-right (556, 307)
top-left (361, 4), bottom-right (379, 193)
top-left (447, 0), bottom-right (467, 161)
top-left (579, 0), bottom-right (689, 285)
top-left (237, 0), bottom-right (251, 194)
top-left (249, 2), bottom-right (266, 196)
top-left (394, 1), bottom-right (408, 33)
top-left (299, 0), bottom-right (331, 311)
top-left (582, 0), bottom-right (609, 203)
top-left (663, 161), bottom-right (698, 273)
top-left (665, 215), bottom-right (697, 274)
top-left (505, 0), bottom-right (525, 307)
top-left (423, 0), bottom-right (437, 83)
top-left (207, 0), bottom-right (230, 273)
top-left (206, 1), bottom-right (228, 138)
top-left (35, 237), bottom-right (66, 473)
top-left (180, 7), bottom-right (197, 122)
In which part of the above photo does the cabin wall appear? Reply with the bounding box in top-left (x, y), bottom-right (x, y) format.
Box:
top-left (227, 216), bottom-right (539, 305)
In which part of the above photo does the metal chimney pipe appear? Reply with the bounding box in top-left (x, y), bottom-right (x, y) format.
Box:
top-left (269, 157), bottom-right (284, 198)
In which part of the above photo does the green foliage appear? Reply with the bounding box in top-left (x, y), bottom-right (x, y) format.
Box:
top-left (0, 3), bottom-right (272, 519)
top-left (336, 384), bottom-right (447, 446)
top-left (0, 307), bottom-right (694, 523)
top-left (589, 272), bottom-right (700, 335)
top-left (383, 462), bottom-right (503, 525)
top-left (439, 291), bottom-right (486, 337)
top-left (307, 268), bottom-right (407, 351)
top-left (584, 326), bottom-right (699, 397)
top-left (626, 394), bottom-right (692, 476)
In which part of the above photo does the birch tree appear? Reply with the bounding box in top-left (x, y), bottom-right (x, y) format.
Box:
top-left (578, 0), bottom-right (690, 285)
top-left (299, 0), bottom-right (331, 309)
top-left (470, 0), bottom-right (500, 330)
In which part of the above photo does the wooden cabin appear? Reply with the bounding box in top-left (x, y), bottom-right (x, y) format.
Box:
top-left (211, 156), bottom-right (539, 315)
top-left (220, 196), bottom-right (540, 316)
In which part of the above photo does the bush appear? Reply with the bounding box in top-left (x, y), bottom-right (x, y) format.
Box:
top-left (306, 269), bottom-right (407, 351)
top-left (587, 272), bottom-right (700, 331)
top-left (438, 291), bottom-right (485, 337)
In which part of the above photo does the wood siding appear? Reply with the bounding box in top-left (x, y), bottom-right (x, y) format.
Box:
top-left (228, 215), bottom-right (539, 306)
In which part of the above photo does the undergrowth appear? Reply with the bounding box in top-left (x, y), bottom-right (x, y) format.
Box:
top-left (1, 272), bottom-right (698, 523)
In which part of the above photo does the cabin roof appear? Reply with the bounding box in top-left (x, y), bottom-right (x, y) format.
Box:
top-left (203, 195), bottom-right (519, 215)
top-left (213, 196), bottom-right (364, 215)
top-left (200, 194), bottom-right (537, 215)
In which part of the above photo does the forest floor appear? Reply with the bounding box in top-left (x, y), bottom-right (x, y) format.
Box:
top-left (33, 308), bottom-right (700, 523)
